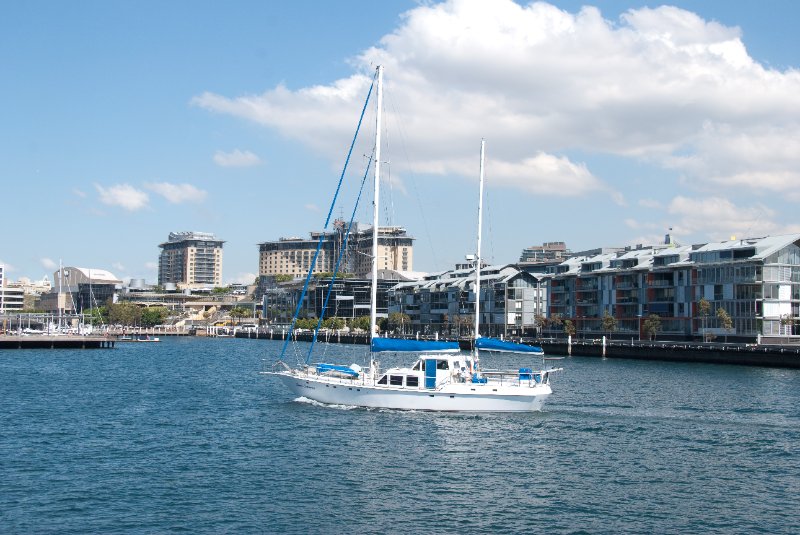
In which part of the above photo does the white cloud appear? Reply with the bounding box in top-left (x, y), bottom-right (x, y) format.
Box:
top-left (40, 258), bottom-right (57, 270)
top-left (72, 188), bottom-right (87, 198)
top-left (95, 183), bottom-right (149, 211)
top-left (639, 198), bottom-right (662, 209)
top-left (145, 182), bottom-right (207, 204)
top-left (667, 196), bottom-right (800, 240)
top-left (213, 149), bottom-right (262, 167)
top-left (144, 262), bottom-right (158, 271)
top-left (112, 262), bottom-right (125, 271)
top-left (0, 259), bottom-right (15, 272)
top-left (304, 203), bottom-right (320, 212)
top-left (192, 0), bottom-right (800, 200)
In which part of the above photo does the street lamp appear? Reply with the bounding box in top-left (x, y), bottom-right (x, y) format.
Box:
top-left (637, 313), bottom-right (642, 341)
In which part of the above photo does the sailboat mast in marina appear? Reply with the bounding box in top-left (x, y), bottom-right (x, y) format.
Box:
top-left (266, 66), bottom-right (560, 411)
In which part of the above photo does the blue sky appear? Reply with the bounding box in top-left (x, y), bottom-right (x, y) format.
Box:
top-left (2, 0), bottom-right (799, 285)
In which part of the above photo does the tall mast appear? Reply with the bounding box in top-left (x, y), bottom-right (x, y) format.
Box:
top-left (370, 65), bottom-right (383, 342)
top-left (474, 140), bottom-right (485, 358)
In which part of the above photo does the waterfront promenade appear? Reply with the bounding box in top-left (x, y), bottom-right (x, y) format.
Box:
top-left (236, 329), bottom-right (800, 369)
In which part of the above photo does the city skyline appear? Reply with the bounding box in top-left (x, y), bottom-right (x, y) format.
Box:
top-left (2, 0), bottom-right (799, 285)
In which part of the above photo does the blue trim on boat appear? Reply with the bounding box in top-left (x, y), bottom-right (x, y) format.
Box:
top-left (316, 363), bottom-right (359, 377)
top-left (475, 337), bottom-right (544, 355)
top-left (371, 337), bottom-right (460, 353)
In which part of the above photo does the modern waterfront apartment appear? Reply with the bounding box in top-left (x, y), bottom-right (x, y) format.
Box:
top-left (388, 264), bottom-right (547, 338)
top-left (545, 233), bottom-right (800, 342)
top-left (158, 232), bottom-right (224, 289)
top-left (258, 219), bottom-right (413, 279)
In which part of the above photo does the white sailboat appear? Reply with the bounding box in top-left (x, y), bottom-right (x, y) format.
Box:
top-left (266, 66), bottom-right (560, 412)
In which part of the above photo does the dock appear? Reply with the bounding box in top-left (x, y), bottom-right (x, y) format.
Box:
top-left (0, 336), bottom-right (116, 349)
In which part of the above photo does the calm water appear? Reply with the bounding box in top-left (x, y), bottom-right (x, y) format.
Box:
top-left (2, 337), bottom-right (799, 534)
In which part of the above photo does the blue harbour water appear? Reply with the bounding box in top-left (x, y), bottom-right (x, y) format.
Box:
top-left (2, 337), bottom-right (799, 534)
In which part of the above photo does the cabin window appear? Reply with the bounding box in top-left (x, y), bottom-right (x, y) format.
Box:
top-left (436, 360), bottom-right (449, 370)
top-left (378, 375), bottom-right (388, 385)
top-left (406, 376), bottom-right (419, 388)
top-left (390, 375), bottom-right (403, 386)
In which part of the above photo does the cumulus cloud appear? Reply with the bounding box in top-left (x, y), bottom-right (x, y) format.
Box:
top-left (40, 258), bottom-right (57, 270)
top-left (0, 259), bottom-right (15, 272)
top-left (667, 196), bottom-right (800, 240)
top-left (639, 198), bottom-right (662, 209)
top-left (145, 182), bottom-right (208, 204)
top-left (144, 262), bottom-right (158, 271)
top-left (304, 203), bottom-right (320, 212)
top-left (112, 262), bottom-right (125, 271)
top-left (95, 183), bottom-right (149, 211)
top-left (192, 0), bottom-right (800, 200)
top-left (213, 149), bottom-right (262, 167)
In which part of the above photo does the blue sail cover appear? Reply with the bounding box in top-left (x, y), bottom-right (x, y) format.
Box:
top-left (475, 337), bottom-right (544, 355)
top-left (371, 337), bottom-right (460, 353)
top-left (316, 363), bottom-right (359, 377)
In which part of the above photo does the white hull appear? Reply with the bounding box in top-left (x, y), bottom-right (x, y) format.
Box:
top-left (270, 371), bottom-right (551, 412)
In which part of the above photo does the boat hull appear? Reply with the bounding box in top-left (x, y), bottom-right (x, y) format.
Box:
top-left (272, 372), bottom-right (551, 412)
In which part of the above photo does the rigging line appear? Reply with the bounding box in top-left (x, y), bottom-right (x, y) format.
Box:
top-left (280, 71), bottom-right (377, 362)
top-left (382, 96), bottom-right (394, 227)
top-left (383, 87), bottom-right (441, 271)
top-left (307, 152), bottom-right (374, 363)
top-left (484, 168), bottom-right (496, 265)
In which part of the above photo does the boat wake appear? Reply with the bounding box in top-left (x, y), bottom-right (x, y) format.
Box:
top-left (294, 396), bottom-right (360, 411)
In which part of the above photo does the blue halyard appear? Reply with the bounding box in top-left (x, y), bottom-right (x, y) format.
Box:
top-left (279, 72), bottom-right (377, 364)
top-left (306, 154), bottom-right (373, 362)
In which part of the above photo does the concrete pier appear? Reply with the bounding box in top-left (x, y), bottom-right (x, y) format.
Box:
top-left (0, 336), bottom-right (115, 350)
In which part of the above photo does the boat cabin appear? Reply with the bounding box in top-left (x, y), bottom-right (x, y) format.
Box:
top-left (375, 354), bottom-right (475, 389)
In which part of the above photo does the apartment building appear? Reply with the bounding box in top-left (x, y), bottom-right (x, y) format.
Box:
top-left (388, 264), bottom-right (546, 338)
top-left (258, 219), bottom-right (413, 279)
top-left (545, 234), bottom-right (800, 341)
top-left (158, 232), bottom-right (224, 288)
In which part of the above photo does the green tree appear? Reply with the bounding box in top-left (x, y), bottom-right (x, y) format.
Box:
top-left (107, 302), bottom-right (142, 327)
top-left (716, 307), bottom-right (733, 342)
top-left (563, 319), bottom-right (576, 338)
top-left (229, 306), bottom-right (250, 326)
top-left (601, 311), bottom-right (617, 339)
top-left (212, 286), bottom-right (229, 295)
top-left (643, 314), bottom-right (661, 341)
top-left (387, 312), bottom-right (411, 334)
top-left (86, 306), bottom-right (108, 326)
top-left (698, 297), bottom-right (711, 341)
top-left (550, 313), bottom-right (563, 330)
top-left (350, 316), bottom-right (371, 332)
top-left (322, 316), bottom-right (346, 330)
top-left (140, 306), bottom-right (169, 327)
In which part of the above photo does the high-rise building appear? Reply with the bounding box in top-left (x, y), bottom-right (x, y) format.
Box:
top-left (158, 232), bottom-right (224, 288)
top-left (0, 264), bottom-right (24, 312)
top-left (519, 241), bottom-right (571, 263)
top-left (258, 219), bottom-right (413, 279)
